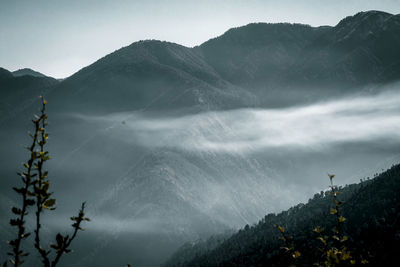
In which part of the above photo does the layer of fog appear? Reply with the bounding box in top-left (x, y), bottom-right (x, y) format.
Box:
top-left (2, 89), bottom-right (400, 267)
top-left (77, 89), bottom-right (400, 154)
top-left (59, 88), bottom-right (400, 230)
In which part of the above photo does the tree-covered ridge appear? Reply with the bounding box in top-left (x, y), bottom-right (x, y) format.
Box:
top-left (166, 164), bottom-right (400, 266)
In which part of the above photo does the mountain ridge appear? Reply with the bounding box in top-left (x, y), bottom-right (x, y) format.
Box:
top-left (47, 10), bottom-right (400, 113)
top-left (2, 10), bottom-right (400, 114)
top-left (0, 67), bottom-right (59, 121)
top-left (12, 68), bottom-right (49, 78)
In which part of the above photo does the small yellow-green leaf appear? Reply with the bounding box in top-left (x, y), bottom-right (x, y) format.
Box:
top-left (42, 182), bottom-right (49, 193)
top-left (341, 251), bottom-right (352, 261)
top-left (313, 226), bottom-right (323, 233)
top-left (292, 251), bottom-right (301, 259)
top-left (43, 198), bottom-right (56, 209)
top-left (317, 237), bottom-right (326, 245)
top-left (42, 171), bottom-right (48, 178)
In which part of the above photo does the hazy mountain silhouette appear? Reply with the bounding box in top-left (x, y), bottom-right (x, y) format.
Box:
top-left (47, 40), bottom-right (256, 114)
top-left (38, 11), bottom-right (400, 113)
top-left (0, 67), bottom-right (58, 121)
top-left (2, 11), bottom-right (400, 114)
top-left (198, 11), bottom-right (400, 105)
top-left (12, 68), bottom-right (48, 78)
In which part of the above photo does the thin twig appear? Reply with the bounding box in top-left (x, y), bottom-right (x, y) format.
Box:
top-left (9, 116), bottom-right (40, 266)
top-left (34, 97), bottom-right (51, 266)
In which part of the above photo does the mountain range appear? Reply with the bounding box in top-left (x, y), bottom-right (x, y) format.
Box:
top-left (1, 10), bottom-right (400, 267)
top-left (49, 10), bottom-right (400, 112)
top-left (2, 11), bottom-right (399, 115)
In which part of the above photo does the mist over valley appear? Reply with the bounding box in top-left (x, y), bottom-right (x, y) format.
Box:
top-left (1, 8), bottom-right (400, 267)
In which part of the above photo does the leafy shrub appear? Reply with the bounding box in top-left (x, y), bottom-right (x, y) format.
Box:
top-left (1, 97), bottom-right (90, 267)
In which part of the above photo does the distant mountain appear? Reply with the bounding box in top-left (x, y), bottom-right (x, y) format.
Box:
top-left (2, 11), bottom-right (399, 115)
top-left (0, 67), bottom-right (14, 81)
top-left (0, 67), bottom-right (59, 121)
top-left (197, 11), bottom-right (400, 106)
top-left (12, 68), bottom-right (48, 78)
top-left (166, 164), bottom-right (400, 266)
top-left (198, 23), bottom-right (325, 87)
top-left (288, 11), bottom-right (400, 87)
top-left (47, 40), bottom-right (256, 114)
top-left (39, 11), bottom-right (400, 113)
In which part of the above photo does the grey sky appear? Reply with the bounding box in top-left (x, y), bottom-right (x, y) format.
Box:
top-left (1, 0), bottom-right (399, 78)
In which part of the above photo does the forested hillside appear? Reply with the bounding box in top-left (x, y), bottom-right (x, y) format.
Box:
top-left (166, 164), bottom-right (400, 266)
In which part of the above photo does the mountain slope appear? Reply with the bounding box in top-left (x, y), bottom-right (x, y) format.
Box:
top-left (290, 11), bottom-right (400, 88)
top-left (166, 164), bottom-right (400, 266)
top-left (0, 67), bottom-right (59, 121)
top-left (11, 11), bottom-right (397, 115)
top-left (12, 68), bottom-right (48, 78)
top-left (197, 11), bottom-right (400, 104)
top-left (47, 40), bottom-right (256, 114)
top-left (198, 23), bottom-right (326, 87)
top-left (2, 11), bottom-right (400, 116)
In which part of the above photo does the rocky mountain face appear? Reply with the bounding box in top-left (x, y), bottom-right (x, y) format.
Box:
top-left (1, 10), bottom-right (400, 267)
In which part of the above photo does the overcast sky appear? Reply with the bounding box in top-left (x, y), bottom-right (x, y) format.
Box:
top-left (1, 0), bottom-right (400, 78)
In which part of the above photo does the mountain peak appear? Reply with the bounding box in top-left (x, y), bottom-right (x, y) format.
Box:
top-left (200, 22), bottom-right (315, 48)
top-left (12, 68), bottom-right (48, 78)
top-left (0, 67), bottom-right (13, 80)
top-left (336, 10), bottom-right (394, 29)
top-left (328, 10), bottom-right (397, 46)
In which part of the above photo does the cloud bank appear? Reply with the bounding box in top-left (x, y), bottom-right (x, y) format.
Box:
top-left (83, 90), bottom-right (400, 154)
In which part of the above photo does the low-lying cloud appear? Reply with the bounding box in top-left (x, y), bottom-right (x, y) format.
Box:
top-left (78, 89), bottom-right (400, 154)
